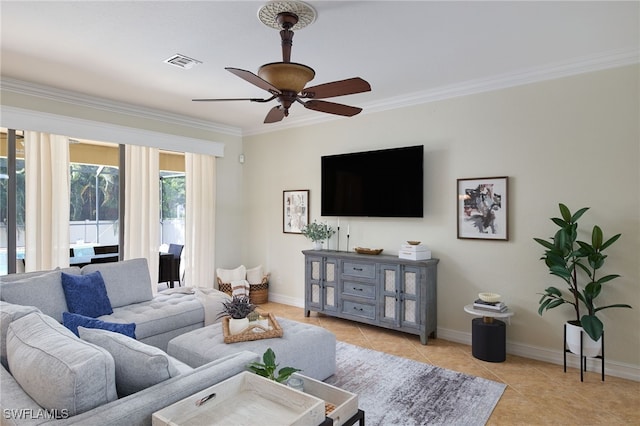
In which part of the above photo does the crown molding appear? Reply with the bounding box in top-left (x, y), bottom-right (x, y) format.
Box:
top-left (244, 47), bottom-right (639, 136)
top-left (2, 47), bottom-right (638, 138)
top-left (0, 78), bottom-right (242, 137)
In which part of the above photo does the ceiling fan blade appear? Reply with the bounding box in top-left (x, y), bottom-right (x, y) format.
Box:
top-left (301, 78), bottom-right (371, 99)
top-left (264, 106), bottom-right (286, 123)
top-left (303, 100), bottom-right (363, 117)
top-left (226, 67), bottom-right (281, 95)
top-left (192, 98), bottom-right (268, 102)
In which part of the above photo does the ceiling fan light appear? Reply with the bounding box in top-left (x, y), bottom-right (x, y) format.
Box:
top-left (258, 62), bottom-right (315, 93)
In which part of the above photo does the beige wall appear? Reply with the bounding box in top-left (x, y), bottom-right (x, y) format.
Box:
top-left (2, 65), bottom-right (638, 377)
top-left (242, 65), bottom-right (639, 375)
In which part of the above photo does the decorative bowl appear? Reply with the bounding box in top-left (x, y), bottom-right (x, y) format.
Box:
top-left (407, 241), bottom-right (421, 245)
top-left (354, 247), bottom-right (383, 255)
top-left (478, 292), bottom-right (501, 303)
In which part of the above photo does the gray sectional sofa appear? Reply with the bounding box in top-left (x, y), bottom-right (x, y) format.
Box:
top-left (0, 258), bottom-right (259, 425)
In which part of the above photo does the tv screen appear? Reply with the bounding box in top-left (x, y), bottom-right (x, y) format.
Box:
top-left (321, 145), bottom-right (424, 217)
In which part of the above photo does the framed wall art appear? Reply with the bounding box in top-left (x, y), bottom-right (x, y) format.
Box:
top-left (457, 176), bottom-right (508, 240)
top-left (283, 190), bottom-right (309, 234)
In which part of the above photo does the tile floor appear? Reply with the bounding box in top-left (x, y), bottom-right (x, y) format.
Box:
top-left (259, 301), bottom-right (640, 425)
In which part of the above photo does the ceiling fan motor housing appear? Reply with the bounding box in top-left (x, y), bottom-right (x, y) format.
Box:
top-left (258, 62), bottom-right (315, 93)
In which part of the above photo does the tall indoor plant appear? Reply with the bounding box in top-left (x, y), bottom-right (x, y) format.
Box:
top-left (534, 203), bottom-right (631, 355)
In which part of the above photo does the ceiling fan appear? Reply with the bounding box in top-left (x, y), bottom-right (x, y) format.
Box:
top-left (193, 7), bottom-right (371, 124)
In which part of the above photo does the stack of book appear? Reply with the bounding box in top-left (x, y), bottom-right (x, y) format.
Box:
top-left (473, 299), bottom-right (508, 312)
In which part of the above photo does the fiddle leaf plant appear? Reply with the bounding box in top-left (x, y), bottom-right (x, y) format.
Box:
top-left (533, 203), bottom-right (631, 341)
top-left (247, 348), bottom-right (301, 383)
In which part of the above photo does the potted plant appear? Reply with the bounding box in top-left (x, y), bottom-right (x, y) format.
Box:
top-left (216, 296), bottom-right (256, 335)
top-left (534, 203), bottom-right (631, 357)
top-left (247, 348), bottom-right (301, 383)
top-left (301, 220), bottom-right (335, 250)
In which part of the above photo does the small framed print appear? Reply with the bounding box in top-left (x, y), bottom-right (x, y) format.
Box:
top-left (457, 176), bottom-right (508, 240)
top-left (283, 190), bottom-right (309, 234)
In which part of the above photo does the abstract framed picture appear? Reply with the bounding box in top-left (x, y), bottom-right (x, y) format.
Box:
top-left (457, 176), bottom-right (508, 240)
top-left (283, 190), bottom-right (309, 234)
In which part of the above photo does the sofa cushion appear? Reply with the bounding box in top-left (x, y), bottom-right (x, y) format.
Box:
top-left (0, 269), bottom-right (76, 322)
top-left (98, 292), bottom-right (204, 341)
top-left (78, 327), bottom-right (191, 397)
top-left (0, 301), bottom-right (41, 370)
top-left (61, 271), bottom-right (114, 317)
top-left (6, 312), bottom-right (118, 416)
top-left (63, 312), bottom-right (136, 338)
top-left (81, 258), bottom-right (153, 308)
top-left (216, 265), bottom-right (246, 283)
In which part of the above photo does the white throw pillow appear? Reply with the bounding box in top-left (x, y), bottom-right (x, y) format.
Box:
top-left (246, 265), bottom-right (264, 285)
top-left (6, 312), bottom-right (117, 416)
top-left (78, 326), bottom-right (191, 397)
top-left (216, 265), bottom-right (246, 283)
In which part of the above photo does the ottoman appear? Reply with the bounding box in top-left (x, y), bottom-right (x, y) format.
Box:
top-left (167, 318), bottom-right (336, 380)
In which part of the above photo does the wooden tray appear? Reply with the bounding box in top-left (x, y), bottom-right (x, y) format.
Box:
top-left (152, 372), bottom-right (325, 426)
top-left (222, 312), bottom-right (283, 343)
top-left (354, 247), bottom-right (383, 255)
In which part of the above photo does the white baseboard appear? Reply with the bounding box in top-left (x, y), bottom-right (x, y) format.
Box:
top-left (437, 327), bottom-right (640, 382)
top-left (268, 296), bottom-right (640, 382)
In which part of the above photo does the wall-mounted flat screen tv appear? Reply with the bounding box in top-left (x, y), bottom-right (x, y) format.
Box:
top-left (321, 145), bottom-right (424, 217)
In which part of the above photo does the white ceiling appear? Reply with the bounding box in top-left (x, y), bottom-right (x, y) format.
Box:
top-left (1, 1), bottom-right (638, 135)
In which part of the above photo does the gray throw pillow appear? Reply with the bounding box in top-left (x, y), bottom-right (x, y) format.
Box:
top-left (0, 270), bottom-right (73, 322)
top-left (81, 258), bottom-right (153, 308)
top-left (78, 326), bottom-right (191, 397)
top-left (6, 312), bottom-right (117, 416)
top-left (0, 301), bottom-right (41, 370)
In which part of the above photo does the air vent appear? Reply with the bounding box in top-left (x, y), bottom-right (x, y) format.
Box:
top-left (164, 54), bottom-right (202, 69)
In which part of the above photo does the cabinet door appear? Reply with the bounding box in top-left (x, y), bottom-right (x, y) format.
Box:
top-left (379, 264), bottom-right (400, 326)
top-left (323, 258), bottom-right (338, 312)
top-left (306, 256), bottom-right (323, 310)
top-left (400, 266), bottom-right (421, 329)
top-left (305, 256), bottom-right (338, 312)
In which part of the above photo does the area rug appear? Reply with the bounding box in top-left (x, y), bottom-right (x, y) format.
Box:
top-left (325, 341), bottom-right (506, 426)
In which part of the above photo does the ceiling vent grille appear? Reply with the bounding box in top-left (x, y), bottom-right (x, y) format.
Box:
top-left (164, 54), bottom-right (202, 69)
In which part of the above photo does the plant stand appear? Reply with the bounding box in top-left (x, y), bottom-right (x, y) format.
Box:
top-left (563, 323), bottom-right (605, 382)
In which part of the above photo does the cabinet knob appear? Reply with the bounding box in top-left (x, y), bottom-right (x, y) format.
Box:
top-left (353, 287), bottom-right (363, 291)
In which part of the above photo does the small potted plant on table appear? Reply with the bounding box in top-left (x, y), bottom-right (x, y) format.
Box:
top-left (301, 221), bottom-right (336, 250)
top-left (217, 296), bottom-right (256, 335)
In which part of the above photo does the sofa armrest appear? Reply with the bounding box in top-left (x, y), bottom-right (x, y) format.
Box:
top-left (44, 350), bottom-right (260, 426)
top-left (0, 365), bottom-right (43, 426)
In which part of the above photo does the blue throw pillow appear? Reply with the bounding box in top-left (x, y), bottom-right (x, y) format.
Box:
top-left (61, 271), bottom-right (113, 318)
top-left (63, 312), bottom-right (136, 339)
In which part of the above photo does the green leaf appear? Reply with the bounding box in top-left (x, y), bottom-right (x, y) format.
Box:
top-left (533, 238), bottom-right (555, 250)
top-left (600, 233), bottom-right (621, 251)
top-left (263, 348), bottom-right (276, 366)
top-left (559, 204), bottom-right (571, 222)
top-left (591, 225), bottom-right (603, 249)
top-left (549, 265), bottom-right (571, 279)
top-left (551, 217), bottom-right (568, 228)
top-left (595, 274), bottom-right (620, 285)
top-left (275, 367), bottom-right (303, 383)
top-left (594, 303), bottom-right (632, 313)
top-left (544, 286), bottom-right (563, 297)
top-left (570, 207), bottom-right (589, 223)
top-left (580, 315), bottom-right (603, 341)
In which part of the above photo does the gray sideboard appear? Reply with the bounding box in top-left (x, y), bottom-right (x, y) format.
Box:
top-left (303, 250), bottom-right (438, 344)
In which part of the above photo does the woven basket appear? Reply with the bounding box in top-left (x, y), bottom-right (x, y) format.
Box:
top-left (217, 274), bottom-right (269, 304)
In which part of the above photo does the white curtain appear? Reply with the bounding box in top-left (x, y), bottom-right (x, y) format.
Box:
top-left (184, 153), bottom-right (216, 288)
top-left (24, 132), bottom-right (70, 272)
top-left (123, 145), bottom-right (159, 289)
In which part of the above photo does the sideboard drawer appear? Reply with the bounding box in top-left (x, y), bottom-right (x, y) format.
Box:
top-left (342, 281), bottom-right (376, 299)
top-left (342, 300), bottom-right (376, 320)
top-left (342, 262), bottom-right (376, 279)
